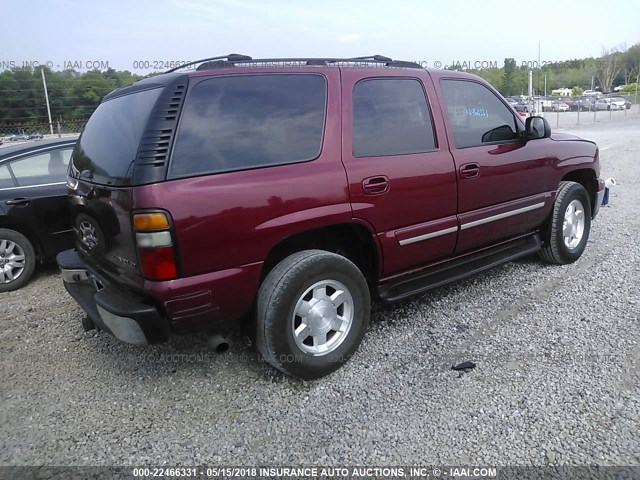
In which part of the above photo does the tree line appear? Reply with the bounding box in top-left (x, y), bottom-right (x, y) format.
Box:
top-left (0, 68), bottom-right (144, 126)
top-left (1, 43), bottom-right (639, 126)
top-left (452, 43), bottom-right (640, 98)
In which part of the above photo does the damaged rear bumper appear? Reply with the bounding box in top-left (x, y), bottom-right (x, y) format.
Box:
top-left (56, 249), bottom-right (169, 345)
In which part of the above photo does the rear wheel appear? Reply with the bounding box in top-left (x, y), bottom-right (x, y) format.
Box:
top-left (256, 250), bottom-right (371, 379)
top-left (0, 229), bottom-right (36, 292)
top-left (539, 181), bottom-right (591, 265)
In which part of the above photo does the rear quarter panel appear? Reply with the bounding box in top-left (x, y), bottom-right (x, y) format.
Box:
top-left (133, 68), bottom-right (350, 279)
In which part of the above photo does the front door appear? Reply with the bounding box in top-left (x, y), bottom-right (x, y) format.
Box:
top-left (437, 78), bottom-right (554, 253)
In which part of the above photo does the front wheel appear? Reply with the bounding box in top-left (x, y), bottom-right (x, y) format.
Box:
top-left (256, 250), bottom-right (371, 379)
top-left (539, 181), bottom-right (592, 265)
top-left (0, 228), bottom-right (36, 292)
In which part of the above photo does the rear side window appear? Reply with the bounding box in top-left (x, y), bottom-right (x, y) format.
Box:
top-left (352, 78), bottom-right (436, 157)
top-left (71, 87), bottom-right (162, 186)
top-left (169, 74), bottom-right (327, 178)
top-left (440, 79), bottom-right (519, 149)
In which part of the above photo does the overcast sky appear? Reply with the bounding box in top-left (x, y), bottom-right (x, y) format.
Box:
top-left (2, 0), bottom-right (639, 73)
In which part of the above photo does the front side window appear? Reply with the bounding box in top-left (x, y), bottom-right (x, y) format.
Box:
top-left (9, 148), bottom-right (73, 187)
top-left (352, 78), bottom-right (436, 157)
top-left (440, 79), bottom-right (519, 149)
top-left (170, 74), bottom-right (327, 178)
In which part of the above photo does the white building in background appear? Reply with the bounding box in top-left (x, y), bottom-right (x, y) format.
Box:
top-left (551, 87), bottom-right (572, 97)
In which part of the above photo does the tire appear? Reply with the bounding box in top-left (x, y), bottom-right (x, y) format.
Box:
top-left (256, 250), bottom-right (371, 379)
top-left (539, 181), bottom-right (592, 265)
top-left (0, 228), bottom-right (36, 292)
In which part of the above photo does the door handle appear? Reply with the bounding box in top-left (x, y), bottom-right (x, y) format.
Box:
top-left (460, 163), bottom-right (480, 179)
top-left (362, 176), bottom-right (389, 195)
top-left (6, 197), bottom-right (30, 206)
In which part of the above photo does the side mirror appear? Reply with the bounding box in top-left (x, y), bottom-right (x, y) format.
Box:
top-left (525, 116), bottom-right (551, 139)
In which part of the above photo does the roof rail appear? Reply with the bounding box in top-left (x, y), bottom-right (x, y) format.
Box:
top-left (164, 54), bottom-right (422, 73)
top-left (165, 54), bottom-right (252, 73)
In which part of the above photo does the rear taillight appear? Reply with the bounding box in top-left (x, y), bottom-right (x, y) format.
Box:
top-left (132, 211), bottom-right (178, 281)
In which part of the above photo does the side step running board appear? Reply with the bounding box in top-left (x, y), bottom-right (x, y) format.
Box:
top-left (378, 234), bottom-right (541, 303)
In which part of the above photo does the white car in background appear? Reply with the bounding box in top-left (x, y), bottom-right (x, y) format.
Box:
top-left (595, 98), bottom-right (625, 110)
top-left (610, 97), bottom-right (631, 109)
top-left (552, 102), bottom-right (570, 112)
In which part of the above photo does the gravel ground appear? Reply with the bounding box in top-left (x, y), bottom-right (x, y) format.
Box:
top-left (1, 118), bottom-right (639, 467)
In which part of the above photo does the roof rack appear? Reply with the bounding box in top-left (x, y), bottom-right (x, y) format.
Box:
top-left (164, 54), bottom-right (422, 73)
top-left (165, 54), bottom-right (252, 73)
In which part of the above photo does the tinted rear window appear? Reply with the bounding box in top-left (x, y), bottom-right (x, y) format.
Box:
top-left (169, 74), bottom-right (326, 178)
top-left (71, 87), bottom-right (162, 186)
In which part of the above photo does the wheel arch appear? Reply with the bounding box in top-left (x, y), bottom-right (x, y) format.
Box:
top-left (261, 222), bottom-right (381, 286)
top-left (560, 168), bottom-right (598, 212)
top-left (0, 217), bottom-right (44, 260)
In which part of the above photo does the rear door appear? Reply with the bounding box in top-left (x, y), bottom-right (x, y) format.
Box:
top-left (0, 145), bottom-right (75, 257)
top-left (436, 78), bottom-right (553, 253)
top-left (340, 69), bottom-right (458, 276)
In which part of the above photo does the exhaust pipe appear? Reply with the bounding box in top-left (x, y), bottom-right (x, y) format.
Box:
top-left (207, 333), bottom-right (230, 354)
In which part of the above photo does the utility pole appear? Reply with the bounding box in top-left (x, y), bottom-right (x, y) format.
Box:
top-left (537, 41), bottom-right (541, 96)
top-left (528, 70), bottom-right (533, 115)
top-left (41, 67), bottom-right (54, 136)
top-left (636, 73), bottom-right (639, 116)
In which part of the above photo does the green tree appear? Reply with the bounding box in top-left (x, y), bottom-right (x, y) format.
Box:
top-left (501, 58), bottom-right (518, 96)
top-left (0, 66), bottom-right (143, 125)
top-left (623, 44), bottom-right (640, 84)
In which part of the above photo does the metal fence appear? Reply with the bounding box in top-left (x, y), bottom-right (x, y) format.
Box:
top-left (535, 102), bottom-right (640, 130)
top-left (0, 120), bottom-right (87, 139)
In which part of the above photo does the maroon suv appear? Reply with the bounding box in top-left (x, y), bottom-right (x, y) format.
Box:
top-left (57, 54), bottom-right (606, 379)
